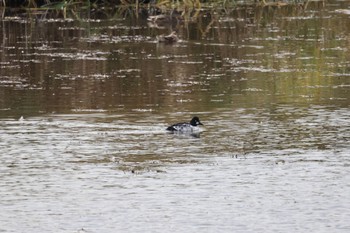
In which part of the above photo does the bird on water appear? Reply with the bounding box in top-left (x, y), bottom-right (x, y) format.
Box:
top-left (166, 116), bottom-right (203, 132)
top-left (157, 31), bottom-right (179, 43)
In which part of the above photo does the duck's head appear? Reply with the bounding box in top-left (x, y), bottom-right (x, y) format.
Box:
top-left (190, 116), bottom-right (203, 126)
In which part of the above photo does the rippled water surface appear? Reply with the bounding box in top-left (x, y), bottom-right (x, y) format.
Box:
top-left (1, 1), bottom-right (350, 232)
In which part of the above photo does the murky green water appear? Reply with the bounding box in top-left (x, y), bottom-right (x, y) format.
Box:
top-left (1, 1), bottom-right (350, 232)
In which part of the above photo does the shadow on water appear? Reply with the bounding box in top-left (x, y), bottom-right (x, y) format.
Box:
top-left (1, 1), bottom-right (349, 119)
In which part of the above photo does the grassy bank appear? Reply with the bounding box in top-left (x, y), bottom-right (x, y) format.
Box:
top-left (0, 0), bottom-right (316, 8)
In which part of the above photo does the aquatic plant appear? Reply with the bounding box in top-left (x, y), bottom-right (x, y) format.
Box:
top-left (39, 0), bottom-right (91, 18)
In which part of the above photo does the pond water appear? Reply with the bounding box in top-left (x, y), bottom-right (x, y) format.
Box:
top-left (1, 1), bottom-right (350, 232)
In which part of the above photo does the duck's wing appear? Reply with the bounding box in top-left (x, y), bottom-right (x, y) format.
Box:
top-left (166, 125), bottom-right (176, 131)
top-left (166, 122), bottom-right (187, 131)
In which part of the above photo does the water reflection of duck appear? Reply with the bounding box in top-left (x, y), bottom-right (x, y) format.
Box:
top-left (157, 31), bottom-right (178, 43)
top-left (166, 116), bottom-right (203, 132)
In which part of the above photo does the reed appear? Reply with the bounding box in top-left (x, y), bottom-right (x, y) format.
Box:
top-left (0, 0), bottom-right (318, 19)
top-left (0, 0), bottom-right (313, 8)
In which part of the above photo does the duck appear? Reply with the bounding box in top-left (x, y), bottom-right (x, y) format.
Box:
top-left (147, 14), bottom-right (171, 23)
top-left (147, 11), bottom-right (183, 25)
top-left (166, 116), bottom-right (203, 132)
top-left (157, 31), bottom-right (178, 43)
